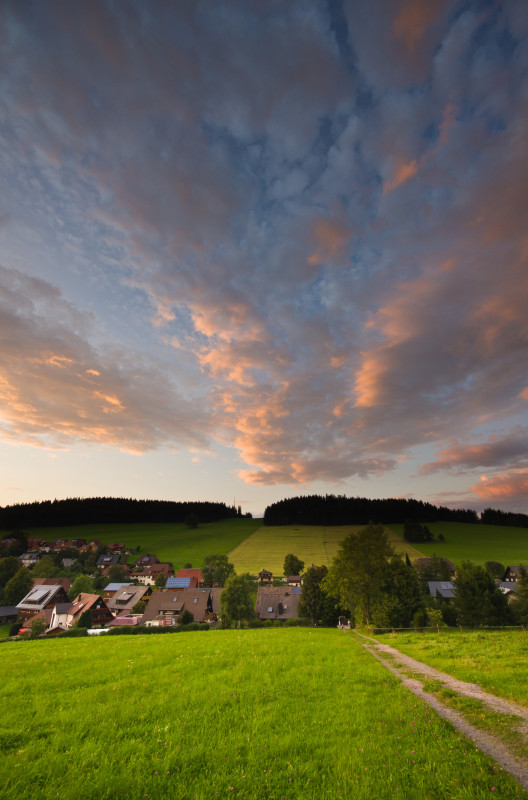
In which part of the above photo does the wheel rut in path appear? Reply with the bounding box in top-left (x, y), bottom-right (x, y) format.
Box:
top-left (351, 629), bottom-right (528, 792)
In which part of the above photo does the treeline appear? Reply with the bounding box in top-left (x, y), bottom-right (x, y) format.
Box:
top-left (0, 497), bottom-right (238, 530)
top-left (480, 507), bottom-right (528, 528)
top-left (263, 495), bottom-right (479, 526)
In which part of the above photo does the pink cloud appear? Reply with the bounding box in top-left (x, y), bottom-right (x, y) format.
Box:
top-left (470, 471), bottom-right (528, 503)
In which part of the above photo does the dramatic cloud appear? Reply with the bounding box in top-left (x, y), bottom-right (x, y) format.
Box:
top-left (470, 472), bottom-right (528, 504)
top-left (0, 267), bottom-right (211, 452)
top-left (0, 1), bottom-right (527, 509)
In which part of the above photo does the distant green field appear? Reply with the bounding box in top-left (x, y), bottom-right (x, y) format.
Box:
top-left (25, 518), bottom-right (260, 570)
top-left (1, 628), bottom-right (525, 800)
top-left (229, 525), bottom-right (425, 575)
top-left (388, 522), bottom-right (528, 566)
top-left (375, 628), bottom-right (528, 708)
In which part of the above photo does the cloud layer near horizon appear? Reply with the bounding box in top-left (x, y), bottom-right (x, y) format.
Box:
top-left (1, 1), bottom-right (527, 508)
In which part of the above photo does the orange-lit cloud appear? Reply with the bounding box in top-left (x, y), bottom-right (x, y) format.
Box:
top-left (393, 0), bottom-right (448, 54)
top-left (470, 471), bottom-right (528, 502)
top-left (383, 157), bottom-right (420, 194)
top-left (308, 217), bottom-right (351, 266)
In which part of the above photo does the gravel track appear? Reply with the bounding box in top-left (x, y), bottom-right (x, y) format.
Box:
top-left (351, 629), bottom-right (528, 791)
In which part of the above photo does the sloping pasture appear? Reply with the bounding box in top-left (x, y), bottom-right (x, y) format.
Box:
top-left (388, 522), bottom-right (528, 566)
top-left (24, 518), bottom-right (260, 570)
top-left (229, 525), bottom-right (425, 575)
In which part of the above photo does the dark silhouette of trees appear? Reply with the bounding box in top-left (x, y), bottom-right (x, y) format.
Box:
top-left (0, 497), bottom-right (237, 530)
top-left (263, 494), bottom-right (479, 526)
top-left (480, 508), bottom-right (528, 528)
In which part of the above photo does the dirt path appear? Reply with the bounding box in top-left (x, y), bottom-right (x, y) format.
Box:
top-left (351, 629), bottom-right (528, 791)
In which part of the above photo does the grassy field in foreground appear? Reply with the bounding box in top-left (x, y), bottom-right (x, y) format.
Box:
top-left (1, 628), bottom-right (526, 800)
top-left (25, 518), bottom-right (261, 570)
top-left (388, 522), bottom-right (528, 566)
top-left (374, 629), bottom-right (528, 707)
top-left (229, 525), bottom-right (425, 574)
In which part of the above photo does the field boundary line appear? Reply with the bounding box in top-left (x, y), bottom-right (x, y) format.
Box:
top-left (350, 630), bottom-right (528, 791)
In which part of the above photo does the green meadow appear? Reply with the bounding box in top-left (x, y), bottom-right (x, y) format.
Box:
top-left (2, 628), bottom-right (526, 800)
top-left (388, 522), bottom-right (528, 566)
top-left (229, 525), bottom-right (425, 575)
top-left (25, 518), bottom-right (260, 570)
top-left (374, 628), bottom-right (528, 707)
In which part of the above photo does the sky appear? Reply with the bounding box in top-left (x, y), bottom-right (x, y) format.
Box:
top-left (1, 0), bottom-right (527, 517)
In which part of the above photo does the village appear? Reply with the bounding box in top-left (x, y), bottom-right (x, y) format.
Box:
top-left (0, 532), bottom-right (525, 637)
top-left (0, 535), bottom-right (309, 635)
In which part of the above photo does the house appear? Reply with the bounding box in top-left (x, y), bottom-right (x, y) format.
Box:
top-left (258, 569), bottom-right (273, 584)
top-left (107, 613), bottom-right (143, 628)
top-left (106, 585), bottom-right (151, 616)
top-left (141, 588), bottom-right (214, 626)
top-left (497, 581), bottom-right (518, 596)
top-left (107, 542), bottom-right (125, 553)
top-left (16, 584), bottom-right (70, 622)
top-left (175, 568), bottom-right (204, 586)
top-left (33, 577), bottom-right (72, 593)
top-left (20, 551), bottom-right (42, 568)
top-left (62, 558), bottom-right (77, 569)
top-left (287, 575), bottom-right (302, 586)
top-left (70, 538), bottom-right (87, 549)
top-left (256, 585), bottom-right (301, 620)
top-left (427, 581), bottom-right (455, 599)
top-left (134, 554), bottom-right (160, 569)
top-left (51, 539), bottom-right (70, 551)
top-left (165, 576), bottom-right (199, 591)
top-left (48, 602), bottom-right (74, 632)
top-left (64, 593), bottom-right (114, 628)
top-left (96, 553), bottom-right (121, 568)
top-left (503, 566), bottom-right (527, 583)
top-left (414, 557), bottom-right (456, 575)
top-left (103, 582), bottom-right (133, 601)
top-left (27, 537), bottom-right (48, 550)
top-left (0, 606), bottom-right (18, 624)
top-left (131, 563), bottom-right (174, 586)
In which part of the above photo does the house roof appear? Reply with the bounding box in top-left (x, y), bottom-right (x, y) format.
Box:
top-left (17, 584), bottom-right (67, 611)
top-left (141, 588), bottom-right (212, 623)
top-left (96, 553), bottom-right (121, 566)
top-left (503, 566), bottom-right (526, 579)
top-left (256, 587), bottom-right (300, 620)
top-left (104, 582), bottom-right (133, 592)
top-left (166, 576), bottom-right (197, 589)
top-left (497, 581), bottom-right (518, 594)
top-left (69, 593), bottom-right (111, 619)
top-left (107, 585), bottom-right (150, 612)
top-left (33, 577), bottom-right (72, 592)
top-left (428, 581), bottom-right (455, 599)
top-left (54, 603), bottom-right (73, 614)
top-left (175, 568), bottom-right (204, 584)
top-left (0, 606), bottom-right (18, 618)
top-left (107, 614), bottom-right (143, 626)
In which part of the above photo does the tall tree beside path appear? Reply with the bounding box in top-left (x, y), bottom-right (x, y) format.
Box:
top-left (298, 564), bottom-right (342, 626)
top-left (324, 523), bottom-right (395, 626)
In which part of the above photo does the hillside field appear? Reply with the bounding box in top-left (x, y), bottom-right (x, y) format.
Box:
top-left (228, 525), bottom-right (425, 575)
top-left (24, 518), bottom-right (261, 571)
top-left (2, 627), bottom-right (526, 800)
top-left (388, 522), bottom-right (528, 566)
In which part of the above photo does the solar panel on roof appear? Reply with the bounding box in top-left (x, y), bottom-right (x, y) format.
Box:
top-left (166, 577), bottom-right (191, 588)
